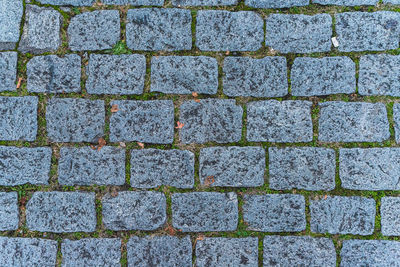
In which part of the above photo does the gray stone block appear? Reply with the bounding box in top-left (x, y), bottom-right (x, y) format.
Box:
top-left (196, 10), bottom-right (263, 51)
top-left (38, 0), bottom-right (95, 5)
top-left (61, 238), bottom-right (121, 267)
top-left (318, 101), bottom-right (390, 142)
top-left (127, 236), bottom-right (192, 267)
top-left (291, 56), bottom-right (356, 96)
top-left (109, 100), bottom-right (174, 143)
top-left (0, 52), bottom-right (17, 92)
top-left (266, 14), bottom-right (332, 53)
top-left (102, 191), bottom-right (166, 230)
top-left (247, 100), bottom-right (313, 143)
top-left (27, 54), bottom-right (81, 93)
top-left (173, 0), bottom-right (237, 5)
top-left (130, 149), bottom-right (194, 189)
top-left (381, 197), bottom-right (400, 236)
top-left (26, 192), bottom-right (96, 233)
top-left (0, 0), bottom-right (23, 50)
top-left (384, 0), bottom-right (400, 3)
top-left (0, 96), bottom-right (38, 141)
top-left (335, 11), bottom-right (400, 52)
top-left (310, 196), bottom-right (375, 235)
top-left (0, 146), bottom-right (51, 186)
top-left (151, 56), bottom-right (218, 95)
top-left (86, 54), bottom-right (145, 95)
top-left (19, 5), bottom-right (61, 54)
top-left (269, 147), bottom-right (336, 191)
top-left (68, 10), bottom-right (120, 51)
top-left (313, 0), bottom-right (378, 5)
top-left (394, 103), bottom-right (400, 143)
top-left (127, 8), bottom-right (192, 51)
top-left (246, 0), bottom-right (308, 8)
top-left (179, 99), bottom-right (243, 144)
top-left (223, 56), bottom-right (288, 97)
top-left (0, 192), bottom-right (18, 231)
top-left (172, 192), bottom-right (238, 232)
top-left (196, 237), bottom-right (258, 267)
top-left (199, 146), bottom-right (265, 187)
top-left (103, 0), bottom-right (164, 5)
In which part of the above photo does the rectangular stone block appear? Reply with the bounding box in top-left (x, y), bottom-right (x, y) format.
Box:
top-left (384, 0), bottom-right (400, 3)
top-left (223, 56), bottom-right (288, 97)
top-left (313, 0), bottom-right (378, 5)
top-left (0, 52), bottom-right (17, 92)
top-left (109, 100), bottom-right (174, 143)
top-left (394, 103), bottom-right (400, 143)
top-left (173, 0), bottom-right (237, 5)
top-left (246, 0), bottom-right (308, 8)
top-left (199, 146), bottom-right (265, 187)
top-left (0, 192), bottom-right (18, 231)
top-left (243, 194), bottom-right (306, 232)
top-left (172, 192), bottom-right (238, 232)
top-left (269, 147), bottom-right (336, 191)
top-left (0, 0), bottom-right (23, 50)
top-left (381, 197), bottom-right (400, 236)
top-left (103, 0), bottom-right (164, 5)
top-left (196, 10), bottom-right (263, 51)
top-left (310, 196), bottom-right (376, 235)
top-left (130, 149), bottom-right (194, 189)
top-left (37, 0), bottom-right (95, 5)
top-left (151, 56), bottom-right (218, 95)
top-left (247, 100), bottom-right (313, 143)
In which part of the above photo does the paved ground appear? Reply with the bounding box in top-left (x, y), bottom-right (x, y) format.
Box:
top-left (1, 0), bottom-right (400, 266)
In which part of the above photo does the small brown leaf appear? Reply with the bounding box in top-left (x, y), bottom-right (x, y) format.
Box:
top-left (110, 188), bottom-right (119, 197)
top-left (119, 142), bottom-right (126, 148)
top-left (111, 104), bottom-right (119, 113)
top-left (324, 195), bottom-right (328, 200)
top-left (165, 225), bottom-right (176, 236)
top-left (192, 92), bottom-right (198, 98)
top-left (204, 176), bottom-right (215, 186)
top-left (137, 142), bottom-right (145, 149)
top-left (175, 121), bottom-right (184, 129)
top-left (16, 77), bottom-right (23, 89)
top-left (90, 145), bottom-right (96, 150)
top-left (194, 98), bottom-right (201, 103)
top-left (225, 51), bottom-right (230, 55)
top-left (196, 235), bottom-right (205, 241)
top-left (97, 137), bottom-right (106, 151)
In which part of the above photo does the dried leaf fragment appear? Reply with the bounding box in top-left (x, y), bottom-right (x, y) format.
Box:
top-left (204, 176), bottom-right (215, 186)
top-left (97, 137), bottom-right (106, 151)
top-left (16, 77), bottom-right (23, 89)
top-left (192, 92), bottom-right (198, 98)
top-left (175, 121), bottom-right (184, 129)
top-left (137, 142), bottom-right (145, 149)
top-left (111, 104), bottom-right (119, 113)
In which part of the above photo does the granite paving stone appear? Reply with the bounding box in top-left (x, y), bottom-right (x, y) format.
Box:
top-left (0, 0), bottom-right (23, 50)
top-left (103, 0), bottom-right (164, 5)
top-left (393, 103), bottom-right (400, 143)
top-left (0, 192), bottom-right (18, 231)
top-left (0, 52), bottom-right (17, 92)
top-left (172, 0), bottom-right (238, 5)
top-left (245, 0), bottom-right (308, 8)
top-left (380, 197), bottom-right (400, 236)
top-left (313, 0), bottom-right (378, 5)
top-left (37, 0), bottom-right (95, 5)
top-left (384, 0), bottom-right (400, 3)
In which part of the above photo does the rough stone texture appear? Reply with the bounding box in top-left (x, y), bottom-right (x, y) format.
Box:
top-left (19, 5), bottom-right (61, 54)
top-left (58, 146), bottom-right (125, 186)
top-left (86, 54), bottom-right (146, 95)
top-left (319, 102), bottom-right (390, 142)
top-left (172, 0), bottom-right (238, 5)
top-left (0, 0), bottom-right (23, 50)
top-left (263, 236), bottom-right (336, 267)
top-left (196, 10), bottom-right (263, 51)
top-left (172, 192), bottom-right (238, 232)
top-left (247, 100), bottom-right (313, 143)
top-left (0, 52), bottom-right (17, 92)
top-left (340, 148), bottom-right (400, 190)
top-left (266, 14), bottom-right (332, 53)
top-left (394, 103), bottom-right (400, 143)
top-left (109, 100), bottom-right (174, 143)
top-left (0, 146), bottom-right (51, 186)
top-left (381, 197), bottom-right (400, 236)
top-left (46, 98), bottom-right (105, 143)
top-left (103, 0), bottom-right (164, 5)
top-left (127, 236), bottom-right (192, 267)
top-left (269, 147), bottom-right (336, 191)
top-left (0, 96), bottom-right (38, 141)
top-left (291, 56), bottom-right (356, 96)
top-left (151, 56), bottom-right (218, 95)
top-left (61, 239), bottom-right (121, 267)
top-left (0, 192), bottom-right (18, 231)
top-left (0, 237), bottom-right (57, 267)
top-left (223, 56), bottom-right (288, 97)
top-left (199, 146), bottom-right (265, 187)
top-left (27, 54), bottom-right (81, 93)
top-left (37, 0), bottom-right (95, 5)
top-left (384, 0), bottom-right (400, 3)
top-left (335, 12), bottom-right (400, 52)
top-left (130, 149), bottom-right (194, 189)
top-left (246, 0), bottom-right (309, 8)
top-left (310, 196), bottom-right (376, 235)
top-left (313, 0), bottom-right (378, 5)
top-left (196, 238), bottom-right (258, 267)
top-left (243, 194), bottom-right (306, 232)
top-left (127, 8), bottom-right (192, 51)
top-left (102, 191), bottom-right (166, 231)
top-left (68, 10), bottom-right (120, 51)
top-left (26, 192), bottom-right (96, 233)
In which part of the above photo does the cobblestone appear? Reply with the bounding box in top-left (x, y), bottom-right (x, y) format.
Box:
top-left (0, 52), bottom-right (17, 92)
top-left (313, 0), bottom-right (378, 5)
top-left (381, 197), bottom-right (400, 236)
top-left (394, 103), bottom-right (400, 143)
top-left (173, 0), bottom-right (237, 5)
top-left (37, 0), bottom-right (95, 5)
top-left (384, 0), bottom-right (400, 3)
top-left (0, 0), bottom-right (23, 50)
top-left (0, 192), bottom-right (18, 231)
top-left (102, 0), bottom-right (164, 4)
top-left (246, 0), bottom-right (309, 8)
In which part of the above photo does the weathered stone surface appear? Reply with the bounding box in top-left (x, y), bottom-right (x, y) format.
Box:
top-left (130, 149), bottom-right (194, 189)
top-left (150, 56), bottom-right (218, 94)
top-left (0, 0), bottom-right (23, 50)
top-left (381, 197), bottom-right (400, 236)
top-left (0, 52), bottom-right (17, 92)
top-left (196, 10), bottom-right (263, 51)
top-left (127, 8), bottom-right (192, 51)
top-left (394, 103), bottom-right (400, 143)
top-left (335, 12), bottom-right (400, 52)
top-left (26, 192), bottom-right (96, 233)
top-left (27, 54), bottom-right (81, 93)
top-left (103, 0), bottom-right (164, 5)
top-left (68, 10), bottom-right (120, 51)
top-left (269, 147), bottom-right (336, 191)
top-left (19, 5), bottom-right (61, 54)
top-left (86, 54), bottom-right (145, 95)
top-left (266, 14), bottom-right (332, 53)
top-left (172, 192), bottom-right (238, 232)
top-left (0, 192), bottom-right (18, 231)
top-left (243, 194), bottom-right (306, 232)
top-left (313, 0), bottom-right (378, 5)
top-left (46, 98), bottom-right (105, 143)
top-left (310, 196), bottom-right (376, 235)
top-left (384, 0), bottom-right (400, 3)
top-left (246, 0), bottom-right (308, 8)
top-left (109, 100), bottom-right (174, 143)
top-left (223, 56), bottom-right (288, 97)
top-left (247, 100), bottom-right (313, 143)
top-left (173, 0), bottom-right (237, 5)
top-left (61, 238), bottom-right (121, 267)
top-left (127, 236), bottom-right (192, 267)
top-left (196, 237), bottom-right (258, 267)
top-left (319, 102), bottom-right (390, 142)
top-left (0, 146), bottom-right (51, 186)
top-left (37, 0), bottom-right (95, 5)
top-left (102, 191), bottom-right (166, 230)
top-left (199, 146), bottom-right (265, 187)
top-left (0, 96), bottom-right (38, 141)
top-left (263, 236), bottom-right (336, 267)
top-left (291, 56), bottom-right (356, 96)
